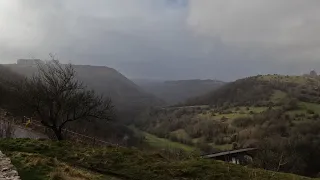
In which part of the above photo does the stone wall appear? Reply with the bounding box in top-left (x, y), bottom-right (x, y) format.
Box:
top-left (0, 151), bottom-right (20, 180)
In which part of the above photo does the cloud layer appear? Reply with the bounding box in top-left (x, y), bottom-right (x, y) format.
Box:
top-left (1, 0), bottom-right (320, 81)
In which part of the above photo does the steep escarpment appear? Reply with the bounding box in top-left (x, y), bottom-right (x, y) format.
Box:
top-left (4, 64), bottom-right (163, 109)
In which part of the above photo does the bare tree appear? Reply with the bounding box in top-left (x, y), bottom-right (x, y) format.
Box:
top-left (253, 138), bottom-right (304, 173)
top-left (14, 60), bottom-right (114, 140)
top-left (0, 110), bottom-right (15, 138)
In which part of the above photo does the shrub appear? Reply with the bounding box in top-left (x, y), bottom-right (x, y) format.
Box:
top-left (197, 143), bottom-right (215, 153)
top-left (307, 110), bottom-right (315, 114)
top-left (50, 171), bottom-right (66, 180)
top-left (232, 117), bottom-right (253, 128)
top-left (312, 114), bottom-right (319, 119)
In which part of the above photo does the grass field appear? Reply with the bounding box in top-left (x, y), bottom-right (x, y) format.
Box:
top-left (271, 90), bottom-right (287, 103)
top-left (286, 109), bottom-right (307, 116)
top-left (129, 126), bottom-right (196, 152)
top-left (192, 137), bottom-right (205, 144)
top-left (144, 132), bottom-right (196, 152)
top-left (287, 102), bottom-right (320, 117)
top-left (230, 106), bottom-right (268, 113)
top-left (1, 139), bottom-right (318, 180)
top-left (170, 129), bottom-right (191, 140)
top-left (8, 152), bottom-right (112, 180)
top-left (300, 102), bottom-right (320, 114)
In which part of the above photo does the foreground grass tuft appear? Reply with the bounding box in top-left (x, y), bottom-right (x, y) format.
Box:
top-left (8, 151), bottom-right (109, 180)
top-left (0, 138), bottom-right (317, 180)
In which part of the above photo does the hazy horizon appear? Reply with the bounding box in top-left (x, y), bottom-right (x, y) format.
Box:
top-left (1, 0), bottom-right (320, 81)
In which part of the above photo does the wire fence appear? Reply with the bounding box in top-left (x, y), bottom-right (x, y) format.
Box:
top-left (0, 110), bottom-right (122, 147)
top-left (25, 119), bottom-right (122, 147)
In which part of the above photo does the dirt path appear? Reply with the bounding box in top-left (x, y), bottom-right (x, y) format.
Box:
top-left (0, 151), bottom-right (20, 180)
top-left (13, 125), bottom-right (48, 139)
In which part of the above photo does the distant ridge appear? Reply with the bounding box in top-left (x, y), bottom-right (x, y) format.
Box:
top-left (4, 63), bottom-right (163, 109)
top-left (134, 79), bottom-right (225, 105)
top-left (185, 74), bottom-right (320, 106)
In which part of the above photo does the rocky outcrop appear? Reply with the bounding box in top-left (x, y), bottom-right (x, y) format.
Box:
top-left (0, 151), bottom-right (20, 180)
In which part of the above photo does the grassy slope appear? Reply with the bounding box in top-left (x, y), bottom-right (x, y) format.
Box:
top-left (144, 132), bottom-right (195, 152)
top-left (0, 139), bottom-right (317, 180)
top-left (300, 102), bottom-right (320, 114)
top-left (138, 105), bottom-right (273, 151)
top-left (171, 129), bottom-right (191, 140)
top-left (286, 102), bottom-right (320, 115)
top-left (8, 152), bottom-right (115, 180)
top-left (140, 75), bottom-right (320, 151)
top-left (130, 126), bottom-right (196, 152)
top-left (270, 90), bottom-right (287, 103)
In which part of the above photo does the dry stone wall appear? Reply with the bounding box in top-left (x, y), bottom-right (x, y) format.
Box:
top-left (0, 151), bottom-right (20, 180)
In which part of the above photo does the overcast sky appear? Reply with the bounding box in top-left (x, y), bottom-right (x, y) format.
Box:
top-left (0, 0), bottom-right (320, 81)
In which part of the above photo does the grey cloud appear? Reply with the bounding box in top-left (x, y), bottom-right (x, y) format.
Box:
top-left (188, 0), bottom-right (320, 62)
top-left (0, 0), bottom-right (320, 81)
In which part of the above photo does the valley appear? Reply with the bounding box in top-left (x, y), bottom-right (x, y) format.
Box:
top-left (1, 2), bottom-right (320, 179)
top-left (135, 74), bottom-right (320, 176)
top-left (2, 62), bottom-right (320, 178)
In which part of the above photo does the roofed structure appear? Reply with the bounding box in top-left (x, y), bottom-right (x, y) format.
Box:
top-left (17, 59), bottom-right (43, 65)
top-left (202, 148), bottom-right (258, 165)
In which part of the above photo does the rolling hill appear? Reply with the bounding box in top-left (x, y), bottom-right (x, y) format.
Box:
top-left (135, 74), bottom-right (320, 177)
top-left (185, 74), bottom-right (320, 106)
top-left (134, 79), bottom-right (225, 105)
top-left (4, 64), bottom-right (163, 109)
top-left (0, 64), bottom-right (161, 147)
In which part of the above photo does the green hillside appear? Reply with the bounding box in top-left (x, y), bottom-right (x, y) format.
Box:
top-left (143, 131), bottom-right (196, 152)
top-left (135, 75), bottom-right (320, 177)
top-left (0, 138), bottom-right (317, 180)
top-left (185, 74), bottom-right (320, 106)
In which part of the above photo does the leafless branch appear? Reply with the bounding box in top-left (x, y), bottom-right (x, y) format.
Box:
top-left (11, 59), bottom-right (114, 140)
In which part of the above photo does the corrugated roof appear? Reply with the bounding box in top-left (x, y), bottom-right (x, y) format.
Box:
top-left (202, 148), bottom-right (258, 159)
